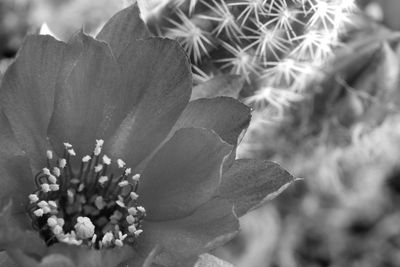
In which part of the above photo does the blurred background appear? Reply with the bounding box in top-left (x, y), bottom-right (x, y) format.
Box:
top-left (2, 0), bottom-right (400, 266)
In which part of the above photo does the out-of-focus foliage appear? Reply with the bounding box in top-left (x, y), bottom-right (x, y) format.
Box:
top-left (0, 0), bottom-right (30, 59)
top-left (0, 0), bottom-right (130, 60)
top-left (232, 13), bottom-right (400, 266)
top-left (30, 0), bottom-right (128, 40)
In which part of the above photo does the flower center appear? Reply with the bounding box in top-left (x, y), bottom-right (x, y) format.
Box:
top-left (27, 140), bottom-right (145, 249)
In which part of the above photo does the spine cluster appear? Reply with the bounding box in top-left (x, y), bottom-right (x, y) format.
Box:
top-left (143, 0), bottom-right (355, 118)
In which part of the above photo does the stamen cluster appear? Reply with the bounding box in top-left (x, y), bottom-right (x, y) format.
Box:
top-left (27, 140), bottom-right (145, 249)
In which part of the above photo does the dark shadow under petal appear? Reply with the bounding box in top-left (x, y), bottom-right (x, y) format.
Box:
top-left (140, 128), bottom-right (232, 221)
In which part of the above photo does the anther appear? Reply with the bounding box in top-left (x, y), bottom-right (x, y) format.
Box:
top-left (117, 159), bottom-right (126, 168)
top-left (53, 167), bottom-right (61, 177)
top-left (43, 168), bottom-right (51, 176)
top-left (68, 149), bottom-right (76, 156)
top-left (125, 168), bottom-right (132, 176)
top-left (137, 206), bottom-right (146, 213)
top-left (126, 215), bottom-right (135, 225)
top-left (94, 164), bottom-right (103, 173)
top-left (41, 183), bottom-right (50, 193)
top-left (130, 192), bottom-right (139, 200)
top-left (102, 232), bottom-right (114, 247)
top-left (102, 155), bottom-right (111, 165)
top-left (59, 159), bottom-right (67, 168)
top-left (48, 175), bottom-right (57, 184)
top-left (63, 143), bottom-right (72, 149)
top-left (128, 225), bottom-right (137, 233)
top-left (98, 176), bottom-right (108, 185)
top-left (29, 194), bottom-right (39, 203)
top-left (49, 184), bottom-right (60, 191)
top-left (132, 174), bottom-right (140, 182)
top-left (134, 229), bottom-right (143, 237)
top-left (47, 216), bottom-right (58, 228)
top-left (34, 209), bottom-right (44, 217)
top-left (46, 150), bottom-right (53, 160)
top-left (118, 181), bottom-right (129, 187)
top-left (82, 155), bottom-right (91, 162)
top-left (94, 139), bottom-right (104, 156)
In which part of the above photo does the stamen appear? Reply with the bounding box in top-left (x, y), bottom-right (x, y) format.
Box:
top-left (43, 168), bottom-right (51, 176)
top-left (82, 155), bottom-right (91, 162)
top-left (98, 176), bottom-right (108, 185)
top-left (117, 159), bottom-right (126, 168)
top-left (102, 155), bottom-right (111, 165)
top-left (49, 184), bottom-right (60, 191)
top-left (59, 159), bottom-right (67, 168)
top-left (128, 225), bottom-right (137, 233)
top-left (126, 215), bottom-right (135, 225)
top-left (68, 149), bottom-right (76, 156)
top-left (27, 140), bottom-right (145, 249)
top-left (41, 183), bottom-right (50, 193)
top-left (94, 164), bottom-right (103, 173)
top-left (34, 209), bottom-right (44, 217)
top-left (53, 167), bottom-right (61, 177)
top-left (48, 175), bottom-right (57, 184)
top-left (137, 206), bottom-right (146, 213)
top-left (130, 192), bottom-right (139, 200)
top-left (134, 229), bottom-right (143, 237)
top-left (63, 143), bottom-right (72, 149)
top-left (94, 139), bottom-right (104, 156)
top-left (29, 194), bottom-right (39, 203)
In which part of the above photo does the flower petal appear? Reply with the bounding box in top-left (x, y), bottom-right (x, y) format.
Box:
top-left (105, 38), bottom-right (192, 167)
top-left (47, 244), bottom-right (136, 267)
top-left (6, 244), bottom-right (136, 267)
top-left (49, 33), bottom-right (191, 168)
top-left (0, 35), bottom-right (68, 170)
top-left (140, 128), bottom-right (232, 221)
top-left (0, 252), bottom-right (17, 267)
top-left (137, 198), bottom-right (238, 267)
top-left (172, 97), bottom-right (251, 146)
top-left (0, 203), bottom-right (46, 258)
top-left (0, 111), bottom-right (34, 215)
top-left (195, 254), bottom-right (234, 267)
top-left (219, 159), bottom-right (294, 217)
top-left (96, 4), bottom-right (151, 59)
top-left (48, 32), bottom-right (124, 156)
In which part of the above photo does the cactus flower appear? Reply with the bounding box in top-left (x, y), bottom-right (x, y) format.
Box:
top-left (0, 4), bottom-right (293, 267)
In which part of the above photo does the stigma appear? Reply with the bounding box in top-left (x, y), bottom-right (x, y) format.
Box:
top-left (27, 140), bottom-right (145, 249)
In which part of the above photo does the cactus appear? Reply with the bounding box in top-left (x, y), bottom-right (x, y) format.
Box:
top-left (142, 0), bottom-right (356, 119)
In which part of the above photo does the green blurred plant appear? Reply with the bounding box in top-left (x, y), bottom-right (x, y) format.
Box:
top-left (0, 0), bottom-right (30, 59)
